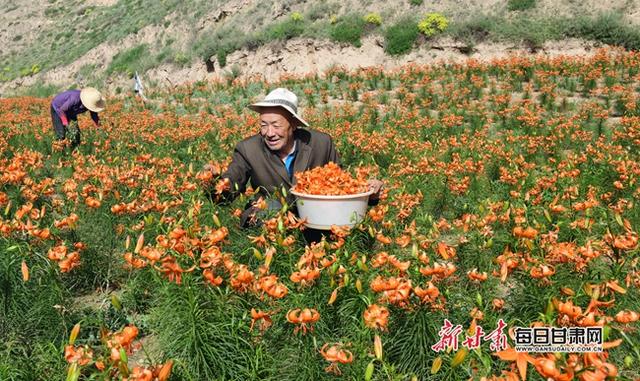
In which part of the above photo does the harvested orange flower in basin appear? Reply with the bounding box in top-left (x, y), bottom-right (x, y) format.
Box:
top-left (289, 163), bottom-right (374, 229)
top-left (292, 162), bottom-right (368, 196)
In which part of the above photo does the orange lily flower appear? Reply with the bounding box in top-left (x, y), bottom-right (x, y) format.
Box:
top-left (363, 304), bottom-right (389, 331)
top-left (250, 308), bottom-right (273, 332)
top-left (319, 343), bottom-right (353, 375)
top-left (495, 347), bottom-right (536, 381)
top-left (286, 308), bottom-right (320, 334)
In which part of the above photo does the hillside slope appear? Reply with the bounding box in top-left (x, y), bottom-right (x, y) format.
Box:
top-left (1, 0), bottom-right (639, 96)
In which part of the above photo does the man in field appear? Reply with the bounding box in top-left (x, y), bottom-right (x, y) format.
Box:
top-left (202, 87), bottom-right (383, 228)
top-left (50, 87), bottom-right (106, 151)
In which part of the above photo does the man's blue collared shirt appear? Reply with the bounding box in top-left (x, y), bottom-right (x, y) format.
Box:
top-left (284, 144), bottom-right (297, 179)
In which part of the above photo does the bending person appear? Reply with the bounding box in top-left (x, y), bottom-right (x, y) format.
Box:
top-left (50, 87), bottom-right (105, 150)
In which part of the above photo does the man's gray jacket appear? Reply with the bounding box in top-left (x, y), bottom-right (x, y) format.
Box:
top-left (221, 128), bottom-right (340, 201)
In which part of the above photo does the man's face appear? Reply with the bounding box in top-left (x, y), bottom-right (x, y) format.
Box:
top-left (259, 107), bottom-right (296, 153)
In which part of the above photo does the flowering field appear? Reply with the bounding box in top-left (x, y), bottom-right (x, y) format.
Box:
top-left (2, 48), bottom-right (640, 380)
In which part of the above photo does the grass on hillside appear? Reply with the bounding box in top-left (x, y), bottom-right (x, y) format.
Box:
top-left (0, 0), bottom-right (218, 82)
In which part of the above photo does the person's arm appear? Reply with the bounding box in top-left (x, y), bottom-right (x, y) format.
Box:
top-left (90, 111), bottom-right (100, 127)
top-left (327, 136), bottom-right (340, 166)
top-left (221, 144), bottom-right (251, 197)
top-left (58, 112), bottom-right (69, 126)
top-left (58, 97), bottom-right (77, 126)
top-left (367, 179), bottom-right (383, 202)
top-left (202, 143), bottom-right (251, 202)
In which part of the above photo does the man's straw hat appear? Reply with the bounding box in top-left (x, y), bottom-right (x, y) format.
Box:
top-left (80, 87), bottom-right (106, 113)
top-left (248, 88), bottom-right (309, 127)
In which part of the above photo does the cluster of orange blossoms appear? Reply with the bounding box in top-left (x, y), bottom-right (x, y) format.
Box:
top-left (292, 162), bottom-right (369, 195)
top-left (48, 243), bottom-right (82, 273)
top-left (493, 347), bottom-right (620, 381)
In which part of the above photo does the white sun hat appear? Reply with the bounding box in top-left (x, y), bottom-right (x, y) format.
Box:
top-left (80, 87), bottom-right (106, 112)
top-left (248, 88), bottom-right (309, 127)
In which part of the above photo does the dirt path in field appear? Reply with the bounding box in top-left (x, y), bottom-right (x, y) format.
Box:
top-left (71, 288), bottom-right (163, 367)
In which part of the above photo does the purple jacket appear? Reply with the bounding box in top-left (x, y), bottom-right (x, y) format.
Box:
top-left (51, 90), bottom-right (99, 126)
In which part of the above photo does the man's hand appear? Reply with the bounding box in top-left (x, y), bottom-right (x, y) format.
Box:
top-left (198, 164), bottom-right (231, 199)
top-left (203, 163), bottom-right (222, 177)
top-left (214, 178), bottom-right (231, 194)
top-left (367, 179), bottom-right (384, 201)
top-left (198, 163), bottom-right (222, 183)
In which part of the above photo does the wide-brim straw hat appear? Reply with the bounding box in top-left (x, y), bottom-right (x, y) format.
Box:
top-left (80, 87), bottom-right (106, 112)
top-left (248, 88), bottom-right (309, 127)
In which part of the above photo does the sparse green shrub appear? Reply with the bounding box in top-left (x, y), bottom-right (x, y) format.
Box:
top-left (384, 17), bottom-right (419, 55)
top-left (507, 0), bottom-right (536, 11)
top-left (330, 14), bottom-right (366, 47)
top-left (106, 44), bottom-right (154, 77)
top-left (301, 19), bottom-right (332, 40)
top-left (155, 46), bottom-right (173, 64)
top-left (262, 18), bottom-right (306, 41)
top-left (447, 13), bottom-right (569, 49)
top-left (21, 83), bottom-right (60, 97)
top-left (77, 63), bottom-right (96, 80)
top-left (567, 12), bottom-right (640, 51)
top-left (492, 15), bottom-right (564, 49)
top-left (410, 0), bottom-right (423, 5)
top-left (216, 48), bottom-right (230, 68)
top-left (195, 25), bottom-right (244, 68)
top-left (156, 46), bottom-right (191, 67)
top-left (363, 13), bottom-right (382, 26)
top-left (447, 14), bottom-right (494, 45)
top-left (196, 15), bottom-right (308, 69)
top-left (44, 6), bottom-right (62, 16)
top-left (307, 2), bottom-right (338, 21)
top-left (418, 13), bottom-right (449, 37)
top-left (225, 64), bottom-right (242, 83)
top-left (173, 52), bottom-right (190, 66)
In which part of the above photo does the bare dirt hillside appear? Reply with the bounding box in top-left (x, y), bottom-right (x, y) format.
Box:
top-left (0, 0), bottom-right (638, 96)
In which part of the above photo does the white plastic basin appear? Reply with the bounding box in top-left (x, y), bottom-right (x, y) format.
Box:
top-left (290, 189), bottom-right (374, 230)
